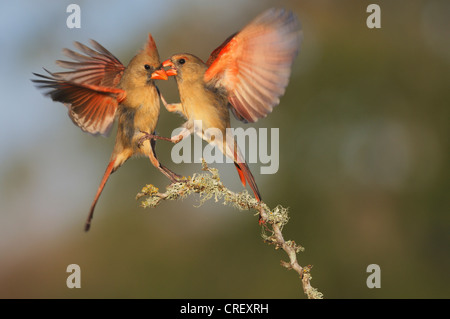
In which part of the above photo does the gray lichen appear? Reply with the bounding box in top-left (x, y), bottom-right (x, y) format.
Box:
top-left (136, 159), bottom-right (323, 299)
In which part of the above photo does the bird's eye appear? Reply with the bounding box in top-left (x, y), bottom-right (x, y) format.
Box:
top-left (144, 64), bottom-right (151, 70)
top-left (178, 58), bottom-right (185, 65)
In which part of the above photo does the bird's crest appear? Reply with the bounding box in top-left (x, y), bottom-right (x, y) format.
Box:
top-left (145, 33), bottom-right (158, 55)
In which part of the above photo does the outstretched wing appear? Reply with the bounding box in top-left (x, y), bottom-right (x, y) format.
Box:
top-left (33, 70), bottom-right (125, 135)
top-left (54, 39), bottom-right (125, 87)
top-left (205, 8), bottom-right (301, 123)
top-left (32, 40), bottom-right (126, 136)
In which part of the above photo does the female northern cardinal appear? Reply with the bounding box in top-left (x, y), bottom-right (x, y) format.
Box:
top-left (32, 34), bottom-right (178, 231)
top-left (151, 8), bottom-right (301, 202)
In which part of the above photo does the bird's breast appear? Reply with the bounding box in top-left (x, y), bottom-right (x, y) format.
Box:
top-left (116, 86), bottom-right (160, 155)
top-left (178, 80), bottom-right (229, 131)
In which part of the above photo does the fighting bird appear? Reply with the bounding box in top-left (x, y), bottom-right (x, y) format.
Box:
top-left (151, 8), bottom-right (301, 202)
top-left (32, 34), bottom-right (178, 231)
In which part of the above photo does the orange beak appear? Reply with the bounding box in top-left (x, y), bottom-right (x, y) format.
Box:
top-left (151, 68), bottom-right (168, 80)
top-left (162, 59), bottom-right (177, 76)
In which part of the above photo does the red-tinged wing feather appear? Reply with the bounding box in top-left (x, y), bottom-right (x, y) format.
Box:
top-left (205, 8), bottom-right (301, 123)
top-left (206, 32), bottom-right (237, 67)
top-left (32, 70), bottom-right (126, 136)
top-left (54, 39), bottom-right (125, 87)
top-left (32, 40), bottom-right (126, 135)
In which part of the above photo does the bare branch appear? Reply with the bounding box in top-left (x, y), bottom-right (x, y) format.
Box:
top-left (136, 160), bottom-right (323, 299)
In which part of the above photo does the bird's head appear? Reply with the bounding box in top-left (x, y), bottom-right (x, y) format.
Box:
top-left (152, 54), bottom-right (207, 83)
top-left (122, 33), bottom-right (166, 87)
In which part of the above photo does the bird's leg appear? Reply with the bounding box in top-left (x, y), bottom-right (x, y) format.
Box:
top-left (139, 126), bottom-right (191, 147)
top-left (165, 103), bottom-right (183, 113)
top-left (138, 131), bottom-right (173, 148)
top-left (170, 127), bottom-right (191, 143)
top-left (159, 93), bottom-right (183, 113)
top-left (148, 138), bottom-right (184, 183)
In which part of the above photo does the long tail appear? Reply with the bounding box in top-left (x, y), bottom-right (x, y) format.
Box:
top-left (234, 161), bottom-right (262, 202)
top-left (221, 132), bottom-right (262, 202)
top-left (85, 157), bottom-right (118, 232)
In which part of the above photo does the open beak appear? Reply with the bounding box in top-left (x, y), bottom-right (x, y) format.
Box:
top-left (162, 59), bottom-right (177, 76)
top-left (151, 68), bottom-right (168, 80)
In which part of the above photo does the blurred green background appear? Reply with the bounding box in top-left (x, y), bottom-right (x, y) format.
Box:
top-left (0, 0), bottom-right (448, 299)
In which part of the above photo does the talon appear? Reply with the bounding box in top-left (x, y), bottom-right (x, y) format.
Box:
top-left (138, 131), bottom-right (154, 148)
top-left (171, 175), bottom-right (185, 183)
top-left (171, 135), bottom-right (183, 144)
top-left (165, 103), bottom-right (182, 113)
top-left (176, 176), bottom-right (188, 183)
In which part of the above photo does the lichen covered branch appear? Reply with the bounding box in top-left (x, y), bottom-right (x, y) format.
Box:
top-left (136, 160), bottom-right (323, 299)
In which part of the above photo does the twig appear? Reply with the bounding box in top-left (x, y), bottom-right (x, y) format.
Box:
top-left (136, 159), bottom-right (323, 299)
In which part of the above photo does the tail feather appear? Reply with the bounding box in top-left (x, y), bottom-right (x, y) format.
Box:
top-left (85, 157), bottom-right (118, 231)
top-left (234, 161), bottom-right (262, 202)
top-left (234, 162), bottom-right (246, 186)
top-left (221, 131), bottom-right (262, 202)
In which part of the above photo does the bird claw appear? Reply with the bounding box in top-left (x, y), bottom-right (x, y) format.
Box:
top-left (171, 175), bottom-right (188, 183)
top-left (165, 103), bottom-right (182, 113)
top-left (138, 131), bottom-right (156, 148)
top-left (166, 104), bottom-right (176, 112)
top-left (138, 131), bottom-right (175, 148)
top-left (171, 135), bottom-right (184, 144)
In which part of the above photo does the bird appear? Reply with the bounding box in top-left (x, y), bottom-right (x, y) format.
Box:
top-left (150, 8), bottom-right (301, 202)
top-left (32, 34), bottom-right (179, 231)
